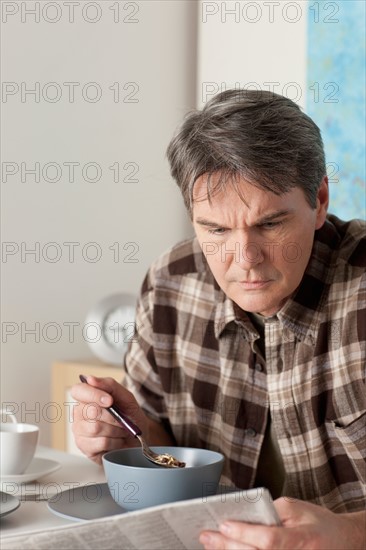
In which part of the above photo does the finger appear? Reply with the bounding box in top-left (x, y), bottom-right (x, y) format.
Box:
top-left (73, 433), bottom-right (128, 463)
top-left (218, 522), bottom-right (282, 549)
top-left (71, 375), bottom-right (141, 420)
top-left (73, 401), bottom-right (129, 430)
top-left (72, 403), bottom-right (144, 447)
top-left (199, 530), bottom-right (256, 550)
top-left (72, 416), bottom-right (138, 461)
top-left (274, 497), bottom-right (313, 526)
top-left (85, 375), bottom-right (142, 417)
top-left (72, 412), bottom-right (128, 438)
top-left (80, 375), bottom-right (119, 394)
top-left (70, 378), bottom-right (114, 408)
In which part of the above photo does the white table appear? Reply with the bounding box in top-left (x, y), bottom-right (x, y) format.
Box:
top-left (0, 446), bottom-right (106, 538)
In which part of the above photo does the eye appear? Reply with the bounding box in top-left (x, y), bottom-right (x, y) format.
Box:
top-left (207, 227), bottom-right (227, 235)
top-left (260, 221), bottom-right (283, 229)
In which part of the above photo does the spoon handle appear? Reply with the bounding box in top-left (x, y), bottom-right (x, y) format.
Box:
top-left (79, 375), bottom-right (142, 438)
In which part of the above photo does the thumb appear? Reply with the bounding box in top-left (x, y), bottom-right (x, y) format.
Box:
top-left (82, 375), bottom-right (142, 419)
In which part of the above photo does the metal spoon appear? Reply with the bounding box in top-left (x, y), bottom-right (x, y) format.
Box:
top-left (79, 375), bottom-right (185, 469)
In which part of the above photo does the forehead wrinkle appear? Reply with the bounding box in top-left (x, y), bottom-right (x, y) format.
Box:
top-left (193, 174), bottom-right (252, 209)
top-left (194, 189), bottom-right (288, 229)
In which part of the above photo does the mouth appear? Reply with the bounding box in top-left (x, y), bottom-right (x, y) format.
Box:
top-left (237, 280), bottom-right (272, 289)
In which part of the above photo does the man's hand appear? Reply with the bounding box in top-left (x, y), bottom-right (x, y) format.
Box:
top-left (70, 375), bottom-right (170, 464)
top-left (199, 498), bottom-right (366, 550)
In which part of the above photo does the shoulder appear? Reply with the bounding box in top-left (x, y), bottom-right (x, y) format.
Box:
top-left (316, 214), bottom-right (366, 269)
top-left (153, 237), bottom-right (206, 276)
top-left (324, 214), bottom-right (366, 268)
top-left (315, 215), bottom-right (366, 321)
top-left (314, 215), bottom-right (366, 282)
top-left (140, 237), bottom-right (212, 295)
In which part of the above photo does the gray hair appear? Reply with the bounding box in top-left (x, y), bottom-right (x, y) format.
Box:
top-left (166, 89), bottom-right (326, 214)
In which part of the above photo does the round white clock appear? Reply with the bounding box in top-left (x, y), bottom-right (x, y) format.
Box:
top-left (85, 293), bottom-right (137, 365)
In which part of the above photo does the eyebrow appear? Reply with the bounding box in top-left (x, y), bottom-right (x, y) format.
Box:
top-left (195, 209), bottom-right (293, 228)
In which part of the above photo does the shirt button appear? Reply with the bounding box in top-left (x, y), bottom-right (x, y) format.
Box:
top-left (246, 427), bottom-right (257, 437)
top-left (255, 363), bottom-right (263, 372)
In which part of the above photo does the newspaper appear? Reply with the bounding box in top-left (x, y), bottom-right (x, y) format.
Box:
top-left (1, 487), bottom-right (280, 550)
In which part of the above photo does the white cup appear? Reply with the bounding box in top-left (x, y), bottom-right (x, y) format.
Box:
top-left (0, 410), bottom-right (39, 476)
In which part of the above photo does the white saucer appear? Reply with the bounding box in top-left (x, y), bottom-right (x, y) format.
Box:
top-left (48, 483), bottom-right (124, 521)
top-left (0, 458), bottom-right (61, 484)
top-left (47, 482), bottom-right (236, 522)
top-left (0, 492), bottom-right (21, 518)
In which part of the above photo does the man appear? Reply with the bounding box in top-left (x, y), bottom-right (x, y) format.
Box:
top-left (72, 90), bottom-right (365, 549)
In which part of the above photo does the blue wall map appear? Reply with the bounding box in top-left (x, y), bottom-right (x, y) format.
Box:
top-left (306, 0), bottom-right (365, 220)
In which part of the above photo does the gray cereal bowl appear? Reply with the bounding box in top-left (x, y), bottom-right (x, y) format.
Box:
top-left (102, 446), bottom-right (224, 511)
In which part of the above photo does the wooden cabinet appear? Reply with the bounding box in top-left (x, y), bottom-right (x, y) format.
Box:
top-left (51, 360), bottom-right (123, 452)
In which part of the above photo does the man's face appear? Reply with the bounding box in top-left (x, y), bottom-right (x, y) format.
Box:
top-left (192, 175), bottom-right (328, 317)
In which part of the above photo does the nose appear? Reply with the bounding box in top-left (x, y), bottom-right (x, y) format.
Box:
top-left (226, 232), bottom-right (264, 269)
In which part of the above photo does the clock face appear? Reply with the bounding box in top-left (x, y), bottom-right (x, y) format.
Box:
top-left (85, 294), bottom-right (137, 365)
top-left (103, 306), bottom-right (137, 350)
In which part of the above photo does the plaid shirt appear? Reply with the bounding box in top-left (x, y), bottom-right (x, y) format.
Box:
top-left (123, 214), bottom-right (366, 513)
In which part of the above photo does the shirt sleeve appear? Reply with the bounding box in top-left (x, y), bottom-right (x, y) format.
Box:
top-left (122, 268), bottom-right (169, 423)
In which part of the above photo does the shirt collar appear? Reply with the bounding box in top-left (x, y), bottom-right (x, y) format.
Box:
top-left (214, 294), bottom-right (260, 341)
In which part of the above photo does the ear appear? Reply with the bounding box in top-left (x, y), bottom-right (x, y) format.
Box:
top-left (315, 176), bottom-right (329, 230)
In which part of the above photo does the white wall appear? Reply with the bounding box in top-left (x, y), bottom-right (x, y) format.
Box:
top-left (197, 0), bottom-right (307, 107)
top-left (1, 0), bottom-right (197, 445)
